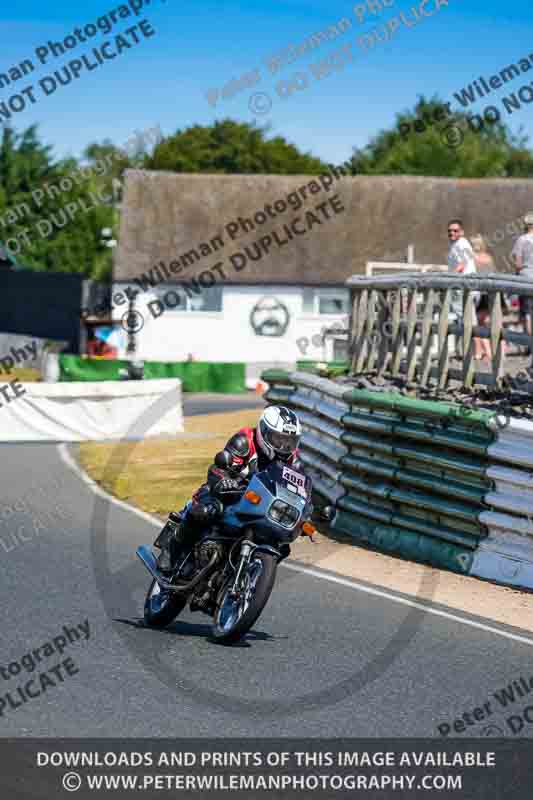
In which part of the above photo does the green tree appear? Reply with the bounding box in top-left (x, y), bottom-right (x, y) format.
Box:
top-left (0, 125), bottom-right (56, 197)
top-left (145, 119), bottom-right (327, 174)
top-left (83, 139), bottom-right (135, 199)
top-left (0, 125), bottom-right (115, 280)
top-left (350, 96), bottom-right (533, 178)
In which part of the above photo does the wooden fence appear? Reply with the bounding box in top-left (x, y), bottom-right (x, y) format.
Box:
top-left (347, 272), bottom-right (533, 389)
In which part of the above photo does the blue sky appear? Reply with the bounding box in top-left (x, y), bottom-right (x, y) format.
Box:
top-left (1, 0), bottom-right (532, 164)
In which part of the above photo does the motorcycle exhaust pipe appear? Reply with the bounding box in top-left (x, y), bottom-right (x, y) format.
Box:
top-left (136, 545), bottom-right (219, 594)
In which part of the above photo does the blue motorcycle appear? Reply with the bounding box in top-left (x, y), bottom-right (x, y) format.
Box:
top-left (136, 453), bottom-right (333, 644)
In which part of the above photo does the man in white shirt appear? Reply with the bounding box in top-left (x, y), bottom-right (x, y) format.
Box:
top-left (447, 219), bottom-right (484, 360)
top-left (447, 219), bottom-right (477, 275)
top-left (511, 213), bottom-right (533, 338)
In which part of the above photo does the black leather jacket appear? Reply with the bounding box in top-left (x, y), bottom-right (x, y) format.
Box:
top-left (194, 426), bottom-right (301, 505)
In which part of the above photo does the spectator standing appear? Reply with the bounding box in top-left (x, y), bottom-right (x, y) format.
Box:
top-left (447, 219), bottom-right (484, 360)
top-left (470, 234), bottom-right (495, 361)
top-left (511, 213), bottom-right (533, 342)
top-left (471, 234), bottom-right (493, 275)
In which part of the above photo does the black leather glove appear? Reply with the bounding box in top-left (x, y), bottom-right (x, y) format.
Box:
top-left (216, 477), bottom-right (243, 492)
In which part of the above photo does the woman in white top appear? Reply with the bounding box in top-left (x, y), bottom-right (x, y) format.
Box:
top-left (471, 234), bottom-right (497, 361)
top-left (511, 213), bottom-right (533, 338)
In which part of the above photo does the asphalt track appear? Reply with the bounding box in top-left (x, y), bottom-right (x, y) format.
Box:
top-left (1, 395), bottom-right (533, 739)
top-left (182, 392), bottom-right (265, 417)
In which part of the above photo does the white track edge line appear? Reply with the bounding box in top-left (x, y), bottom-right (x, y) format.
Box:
top-left (283, 562), bottom-right (533, 647)
top-left (57, 443), bottom-right (161, 529)
top-left (57, 444), bottom-right (533, 648)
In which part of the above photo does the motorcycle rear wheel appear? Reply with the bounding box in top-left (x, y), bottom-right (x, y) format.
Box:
top-left (144, 578), bottom-right (187, 628)
top-left (211, 552), bottom-right (277, 644)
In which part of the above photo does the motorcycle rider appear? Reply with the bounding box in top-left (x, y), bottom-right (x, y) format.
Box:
top-left (155, 405), bottom-right (303, 574)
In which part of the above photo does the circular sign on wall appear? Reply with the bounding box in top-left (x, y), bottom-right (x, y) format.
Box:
top-left (250, 296), bottom-right (290, 337)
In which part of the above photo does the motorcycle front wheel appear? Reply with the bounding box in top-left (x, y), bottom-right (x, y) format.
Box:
top-left (144, 578), bottom-right (187, 628)
top-left (211, 552), bottom-right (277, 644)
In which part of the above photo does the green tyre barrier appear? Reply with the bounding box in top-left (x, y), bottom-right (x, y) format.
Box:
top-left (332, 510), bottom-right (474, 575)
top-left (342, 388), bottom-right (496, 433)
top-left (260, 372), bottom-right (486, 581)
top-left (260, 369), bottom-right (294, 385)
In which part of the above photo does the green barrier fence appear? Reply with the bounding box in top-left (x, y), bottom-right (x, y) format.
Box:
top-left (59, 357), bottom-right (246, 393)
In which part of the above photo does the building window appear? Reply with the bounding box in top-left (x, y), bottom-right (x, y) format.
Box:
top-left (318, 294), bottom-right (349, 314)
top-left (302, 288), bottom-right (315, 313)
top-left (302, 289), bottom-right (349, 314)
top-left (189, 285), bottom-right (223, 312)
top-left (153, 285), bottom-right (222, 312)
top-left (158, 287), bottom-right (187, 310)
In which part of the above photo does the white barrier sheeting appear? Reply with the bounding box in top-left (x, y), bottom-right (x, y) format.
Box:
top-left (479, 510), bottom-right (533, 537)
top-left (0, 379), bottom-right (184, 442)
top-left (487, 465), bottom-right (533, 498)
top-left (471, 545), bottom-right (533, 589)
top-left (488, 439), bottom-right (533, 470)
top-left (485, 490), bottom-right (533, 518)
top-left (477, 530), bottom-right (533, 560)
top-left (489, 419), bottom-right (533, 470)
top-left (505, 418), bottom-right (533, 437)
top-left (483, 434), bottom-right (533, 587)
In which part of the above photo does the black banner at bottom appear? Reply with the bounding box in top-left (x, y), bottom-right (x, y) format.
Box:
top-left (0, 739), bottom-right (531, 799)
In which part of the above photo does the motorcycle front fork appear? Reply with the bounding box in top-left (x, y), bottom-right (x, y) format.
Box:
top-left (228, 541), bottom-right (254, 599)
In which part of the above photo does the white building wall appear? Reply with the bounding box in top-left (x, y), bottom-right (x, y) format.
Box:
top-left (112, 283), bottom-right (348, 365)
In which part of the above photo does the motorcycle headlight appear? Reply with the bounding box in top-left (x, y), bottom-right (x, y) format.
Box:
top-left (268, 500), bottom-right (300, 529)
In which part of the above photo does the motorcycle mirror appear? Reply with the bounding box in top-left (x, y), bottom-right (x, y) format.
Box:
top-left (214, 450), bottom-right (232, 469)
top-left (321, 505), bottom-right (335, 522)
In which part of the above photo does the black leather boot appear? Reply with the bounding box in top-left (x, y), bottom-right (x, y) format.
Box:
top-left (156, 546), bottom-right (174, 574)
top-left (154, 512), bottom-right (183, 575)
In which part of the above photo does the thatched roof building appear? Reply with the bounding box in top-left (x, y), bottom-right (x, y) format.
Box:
top-left (115, 170), bottom-right (533, 286)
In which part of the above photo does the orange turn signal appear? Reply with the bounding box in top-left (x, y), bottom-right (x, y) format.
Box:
top-left (302, 522), bottom-right (316, 536)
top-left (245, 490), bottom-right (262, 505)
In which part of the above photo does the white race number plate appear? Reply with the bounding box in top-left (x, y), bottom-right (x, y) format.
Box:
top-left (282, 466), bottom-right (307, 497)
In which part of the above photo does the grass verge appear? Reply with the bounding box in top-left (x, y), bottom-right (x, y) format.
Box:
top-left (5, 368), bottom-right (41, 382)
top-left (78, 408), bottom-right (260, 515)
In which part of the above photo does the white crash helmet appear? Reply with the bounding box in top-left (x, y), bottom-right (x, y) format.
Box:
top-left (257, 405), bottom-right (301, 461)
